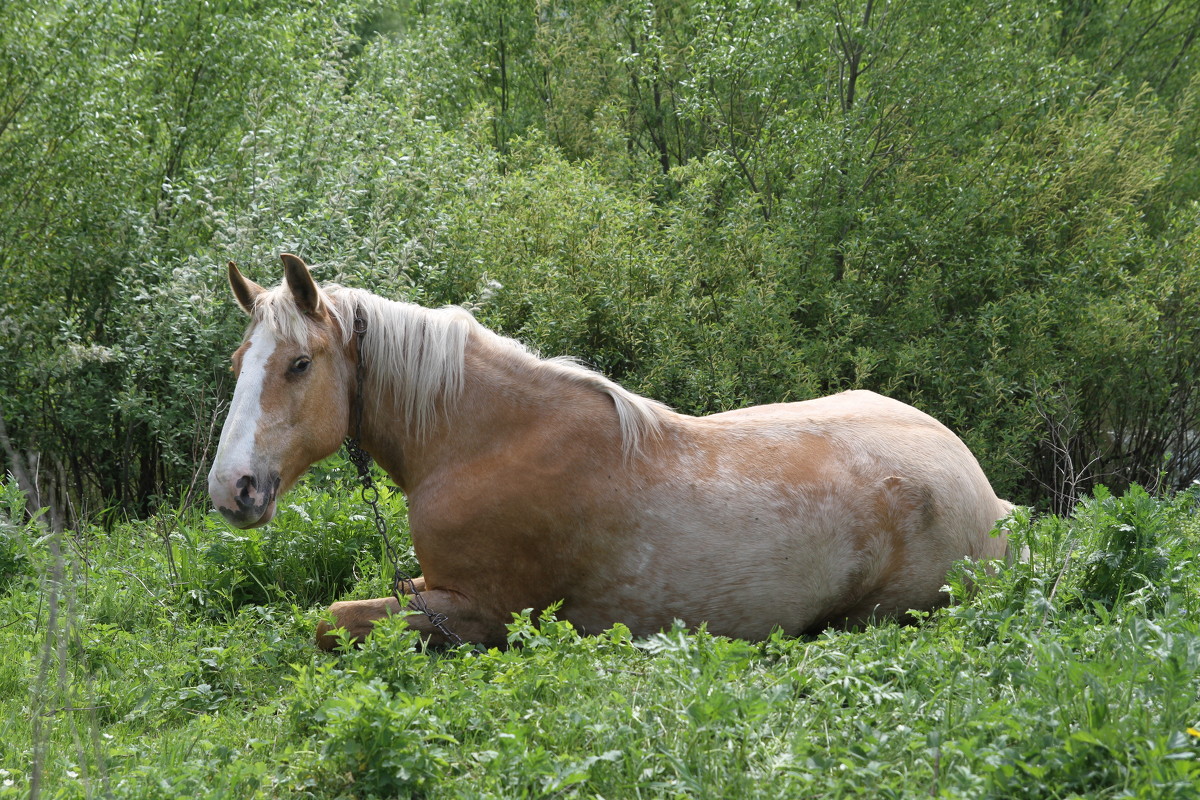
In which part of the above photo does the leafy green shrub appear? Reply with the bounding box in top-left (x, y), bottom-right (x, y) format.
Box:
top-left (1075, 484), bottom-right (1178, 610)
top-left (930, 489), bottom-right (1200, 797)
top-left (288, 615), bottom-right (454, 795)
top-left (948, 486), bottom-right (1200, 631)
top-left (313, 680), bottom-right (457, 796)
top-left (6, 0), bottom-right (1200, 521)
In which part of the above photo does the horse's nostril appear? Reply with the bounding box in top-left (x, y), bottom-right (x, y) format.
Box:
top-left (218, 472), bottom-right (280, 526)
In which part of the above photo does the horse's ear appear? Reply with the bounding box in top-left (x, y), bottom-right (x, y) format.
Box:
top-left (280, 253), bottom-right (322, 317)
top-left (227, 261), bottom-right (265, 315)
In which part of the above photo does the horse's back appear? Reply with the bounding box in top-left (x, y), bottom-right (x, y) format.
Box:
top-left (700, 389), bottom-right (955, 436)
top-left (694, 390), bottom-right (997, 499)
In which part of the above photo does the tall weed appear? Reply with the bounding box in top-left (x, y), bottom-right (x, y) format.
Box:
top-left (0, 477), bottom-right (34, 590)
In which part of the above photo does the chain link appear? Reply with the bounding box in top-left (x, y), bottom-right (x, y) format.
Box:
top-left (345, 309), bottom-right (466, 648)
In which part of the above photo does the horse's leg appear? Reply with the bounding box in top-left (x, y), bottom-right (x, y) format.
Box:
top-left (314, 582), bottom-right (503, 650)
top-left (314, 575), bottom-right (428, 649)
top-left (315, 596), bottom-right (403, 650)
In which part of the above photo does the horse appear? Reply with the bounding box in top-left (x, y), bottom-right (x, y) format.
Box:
top-left (207, 253), bottom-right (1013, 650)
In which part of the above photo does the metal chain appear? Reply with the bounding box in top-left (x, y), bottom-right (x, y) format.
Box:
top-left (344, 309), bottom-right (466, 648)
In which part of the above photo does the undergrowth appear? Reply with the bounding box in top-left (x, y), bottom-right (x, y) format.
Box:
top-left (2, 477), bottom-right (1198, 799)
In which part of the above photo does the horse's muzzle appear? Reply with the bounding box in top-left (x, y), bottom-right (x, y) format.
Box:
top-left (210, 472), bottom-right (281, 528)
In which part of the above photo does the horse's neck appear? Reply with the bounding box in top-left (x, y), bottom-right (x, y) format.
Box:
top-left (360, 332), bottom-right (619, 493)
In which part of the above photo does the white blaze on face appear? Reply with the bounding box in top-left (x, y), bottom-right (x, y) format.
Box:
top-left (208, 326), bottom-right (278, 516)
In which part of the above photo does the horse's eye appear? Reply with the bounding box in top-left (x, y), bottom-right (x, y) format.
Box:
top-left (290, 356), bottom-right (312, 374)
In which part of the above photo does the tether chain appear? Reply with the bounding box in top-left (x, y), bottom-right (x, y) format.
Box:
top-left (344, 309), bottom-right (466, 648)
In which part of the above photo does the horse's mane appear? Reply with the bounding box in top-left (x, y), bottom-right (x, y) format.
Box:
top-left (248, 281), bottom-right (668, 455)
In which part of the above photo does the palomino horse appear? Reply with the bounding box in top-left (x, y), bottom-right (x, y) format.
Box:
top-left (208, 254), bottom-right (1012, 649)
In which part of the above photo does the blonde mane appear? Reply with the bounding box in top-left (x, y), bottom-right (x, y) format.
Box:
top-left (248, 282), bottom-right (667, 455)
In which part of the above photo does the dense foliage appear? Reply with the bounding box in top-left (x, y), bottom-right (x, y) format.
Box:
top-left (4, 3), bottom-right (1200, 796)
top-left (3, 0), bottom-right (1200, 523)
top-left (2, 475), bottom-right (1198, 797)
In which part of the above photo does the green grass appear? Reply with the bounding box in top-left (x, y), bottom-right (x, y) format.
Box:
top-left (2, 474), bottom-right (1198, 799)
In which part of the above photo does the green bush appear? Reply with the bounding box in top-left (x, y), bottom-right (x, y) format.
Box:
top-left (311, 680), bottom-right (456, 796)
top-left (5, 0), bottom-right (1200, 525)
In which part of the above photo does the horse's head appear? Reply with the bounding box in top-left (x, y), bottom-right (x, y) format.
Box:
top-left (208, 254), bottom-right (353, 528)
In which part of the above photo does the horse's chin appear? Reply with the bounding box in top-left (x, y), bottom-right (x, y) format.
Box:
top-left (218, 495), bottom-right (278, 529)
top-left (247, 497), bottom-right (278, 528)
